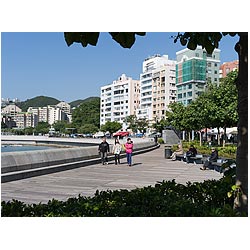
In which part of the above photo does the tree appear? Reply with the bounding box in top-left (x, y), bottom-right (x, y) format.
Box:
top-left (1, 121), bottom-right (7, 129)
top-left (124, 115), bottom-right (137, 132)
top-left (23, 127), bottom-right (34, 135)
top-left (53, 120), bottom-right (68, 133)
top-left (78, 124), bottom-right (99, 134)
top-left (72, 97), bottom-right (100, 129)
top-left (64, 32), bottom-right (248, 214)
top-left (100, 121), bottom-right (122, 134)
top-left (34, 121), bottom-right (50, 135)
top-left (208, 72), bottom-right (238, 146)
top-left (165, 102), bottom-right (186, 131)
top-left (136, 118), bottom-right (148, 134)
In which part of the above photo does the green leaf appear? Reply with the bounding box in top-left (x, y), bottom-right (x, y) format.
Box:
top-left (109, 32), bottom-right (145, 48)
top-left (187, 40), bottom-right (197, 50)
top-left (64, 32), bottom-right (100, 47)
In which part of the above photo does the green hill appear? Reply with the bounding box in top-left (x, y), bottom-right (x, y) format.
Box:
top-left (72, 97), bottom-right (100, 128)
top-left (18, 96), bottom-right (60, 111)
top-left (70, 97), bottom-right (100, 108)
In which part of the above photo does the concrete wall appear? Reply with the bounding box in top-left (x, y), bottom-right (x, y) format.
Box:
top-left (2, 141), bottom-right (156, 174)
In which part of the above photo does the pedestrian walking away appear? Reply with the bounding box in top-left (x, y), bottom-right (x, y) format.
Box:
top-left (124, 138), bottom-right (133, 166)
top-left (98, 136), bottom-right (110, 165)
top-left (113, 138), bottom-right (122, 165)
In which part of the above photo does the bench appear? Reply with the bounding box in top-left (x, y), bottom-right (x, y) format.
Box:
top-left (175, 154), bottom-right (186, 162)
top-left (175, 154), bottom-right (203, 164)
top-left (189, 154), bottom-right (203, 164)
top-left (210, 158), bottom-right (233, 173)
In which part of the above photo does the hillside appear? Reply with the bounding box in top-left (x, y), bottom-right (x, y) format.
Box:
top-left (16, 95), bottom-right (100, 111)
top-left (70, 96), bottom-right (100, 108)
top-left (72, 97), bottom-right (100, 128)
top-left (18, 96), bottom-right (60, 111)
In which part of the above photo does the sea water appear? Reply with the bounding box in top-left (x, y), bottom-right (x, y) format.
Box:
top-left (1, 145), bottom-right (54, 153)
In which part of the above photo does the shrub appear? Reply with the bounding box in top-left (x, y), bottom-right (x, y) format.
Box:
top-left (1, 177), bottom-right (242, 217)
top-left (157, 138), bottom-right (165, 144)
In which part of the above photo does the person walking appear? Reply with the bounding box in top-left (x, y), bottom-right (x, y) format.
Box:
top-left (124, 138), bottom-right (133, 167)
top-left (113, 138), bottom-right (122, 165)
top-left (98, 136), bottom-right (110, 165)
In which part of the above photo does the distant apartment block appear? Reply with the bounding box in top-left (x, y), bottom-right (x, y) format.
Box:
top-left (56, 101), bottom-right (71, 114)
top-left (137, 54), bottom-right (176, 123)
top-left (176, 46), bottom-right (220, 106)
top-left (219, 60), bottom-right (239, 78)
top-left (100, 74), bottom-right (140, 129)
top-left (27, 106), bottom-right (49, 123)
top-left (1, 104), bottom-right (22, 116)
top-left (14, 112), bottom-right (38, 129)
top-left (27, 105), bottom-right (69, 125)
top-left (56, 101), bottom-right (72, 123)
top-left (1, 104), bottom-right (38, 128)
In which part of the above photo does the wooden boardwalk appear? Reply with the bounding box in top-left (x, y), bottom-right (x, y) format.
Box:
top-left (1, 146), bottom-right (222, 204)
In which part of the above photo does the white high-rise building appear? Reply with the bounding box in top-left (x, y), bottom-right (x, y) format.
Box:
top-left (48, 105), bottom-right (65, 125)
top-left (56, 101), bottom-right (71, 114)
top-left (137, 54), bottom-right (176, 123)
top-left (100, 74), bottom-right (140, 129)
top-left (27, 106), bottom-right (49, 123)
top-left (27, 105), bottom-right (67, 125)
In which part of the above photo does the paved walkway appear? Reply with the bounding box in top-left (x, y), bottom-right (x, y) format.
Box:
top-left (1, 146), bottom-right (222, 204)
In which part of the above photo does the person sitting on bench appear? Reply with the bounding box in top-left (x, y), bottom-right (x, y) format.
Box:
top-left (200, 147), bottom-right (218, 170)
top-left (185, 144), bottom-right (197, 163)
top-left (170, 144), bottom-right (184, 161)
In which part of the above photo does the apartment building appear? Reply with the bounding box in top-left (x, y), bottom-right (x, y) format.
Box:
top-left (176, 46), bottom-right (220, 106)
top-left (100, 74), bottom-right (140, 129)
top-left (56, 101), bottom-right (72, 123)
top-left (137, 54), bottom-right (176, 123)
top-left (27, 106), bottom-right (68, 125)
top-left (219, 60), bottom-right (239, 78)
top-left (48, 105), bottom-right (66, 125)
top-left (1, 104), bottom-right (22, 116)
top-left (27, 106), bottom-right (49, 123)
top-left (14, 112), bottom-right (38, 128)
top-left (1, 104), bottom-right (21, 128)
top-left (56, 101), bottom-right (71, 113)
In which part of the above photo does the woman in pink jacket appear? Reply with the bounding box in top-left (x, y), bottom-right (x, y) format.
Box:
top-left (124, 138), bottom-right (133, 166)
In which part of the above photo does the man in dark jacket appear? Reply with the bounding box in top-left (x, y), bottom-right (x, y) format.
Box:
top-left (98, 136), bottom-right (110, 165)
top-left (200, 147), bottom-right (218, 170)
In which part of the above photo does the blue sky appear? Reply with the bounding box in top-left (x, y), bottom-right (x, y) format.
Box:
top-left (1, 32), bottom-right (239, 103)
